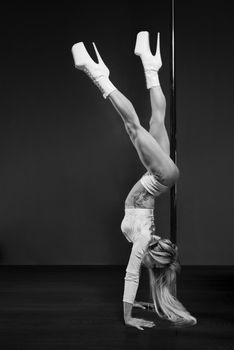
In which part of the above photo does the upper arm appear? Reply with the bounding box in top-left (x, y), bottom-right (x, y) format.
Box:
top-left (126, 234), bottom-right (151, 276)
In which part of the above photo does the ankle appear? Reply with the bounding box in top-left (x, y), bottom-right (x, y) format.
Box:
top-left (94, 76), bottom-right (117, 99)
top-left (145, 70), bottom-right (160, 89)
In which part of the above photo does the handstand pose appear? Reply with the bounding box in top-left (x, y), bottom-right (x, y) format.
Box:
top-left (71, 31), bottom-right (197, 330)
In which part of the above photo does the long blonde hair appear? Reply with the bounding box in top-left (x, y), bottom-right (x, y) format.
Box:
top-left (147, 236), bottom-right (197, 325)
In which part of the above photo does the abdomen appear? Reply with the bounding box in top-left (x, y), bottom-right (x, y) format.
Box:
top-left (125, 180), bottom-right (155, 209)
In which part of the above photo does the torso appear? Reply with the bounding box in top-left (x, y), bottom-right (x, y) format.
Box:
top-left (125, 180), bottom-right (155, 209)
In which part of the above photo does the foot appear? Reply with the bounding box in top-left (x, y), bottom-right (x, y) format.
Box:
top-left (134, 32), bottom-right (162, 71)
top-left (71, 42), bottom-right (110, 81)
top-left (71, 42), bottom-right (116, 98)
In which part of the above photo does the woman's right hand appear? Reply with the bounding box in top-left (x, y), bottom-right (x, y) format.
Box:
top-left (125, 317), bottom-right (155, 330)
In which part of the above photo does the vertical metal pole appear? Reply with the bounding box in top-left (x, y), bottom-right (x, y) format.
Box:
top-left (170, 0), bottom-right (177, 244)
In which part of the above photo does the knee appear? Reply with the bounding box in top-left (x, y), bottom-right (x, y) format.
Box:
top-left (162, 164), bottom-right (180, 186)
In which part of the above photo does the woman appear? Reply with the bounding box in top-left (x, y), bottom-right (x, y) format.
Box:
top-left (71, 31), bottom-right (197, 330)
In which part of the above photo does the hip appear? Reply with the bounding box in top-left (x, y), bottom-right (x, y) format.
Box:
top-left (121, 208), bottom-right (155, 243)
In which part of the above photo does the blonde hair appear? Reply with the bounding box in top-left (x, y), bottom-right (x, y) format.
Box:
top-left (147, 236), bottom-right (197, 325)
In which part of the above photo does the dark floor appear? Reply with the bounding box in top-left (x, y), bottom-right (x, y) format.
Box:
top-left (0, 266), bottom-right (233, 350)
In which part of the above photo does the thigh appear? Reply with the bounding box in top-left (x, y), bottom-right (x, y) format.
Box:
top-left (134, 126), bottom-right (177, 184)
top-left (149, 119), bottom-right (170, 156)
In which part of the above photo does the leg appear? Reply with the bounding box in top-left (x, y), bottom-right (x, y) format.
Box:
top-left (135, 32), bottom-right (170, 155)
top-left (149, 86), bottom-right (170, 156)
top-left (71, 39), bottom-right (178, 185)
top-left (108, 90), bottom-right (178, 186)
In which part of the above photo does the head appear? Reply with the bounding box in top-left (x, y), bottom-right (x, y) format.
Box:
top-left (142, 235), bottom-right (180, 272)
top-left (142, 236), bottom-right (196, 324)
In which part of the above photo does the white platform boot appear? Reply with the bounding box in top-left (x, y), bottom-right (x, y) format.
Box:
top-left (134, 32), bottom-right (162, 89)
top-left (71, 42), bottom-right (116, 98)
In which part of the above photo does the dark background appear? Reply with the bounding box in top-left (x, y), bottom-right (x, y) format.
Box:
top-left (0, 0), bottom-right (233, 265)
top-left (176, 1), bottom-right (234, 264)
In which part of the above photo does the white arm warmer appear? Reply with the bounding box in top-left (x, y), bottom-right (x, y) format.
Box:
top-left (123, 235), bottom-right (151, 304)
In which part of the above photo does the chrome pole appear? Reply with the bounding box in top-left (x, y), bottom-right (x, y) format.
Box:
top-left (170, 0), bottom-right (177, 245)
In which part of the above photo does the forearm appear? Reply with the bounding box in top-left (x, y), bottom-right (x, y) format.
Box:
top-left (122, 236), bottom-right (151, 317)
top-left (122, 237), bottom-right (155, 329)
top-left (123, 301), bottom-right (133, 322)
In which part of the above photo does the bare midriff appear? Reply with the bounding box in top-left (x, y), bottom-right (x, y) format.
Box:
top-left (125, 180), bottom-right (155, 209)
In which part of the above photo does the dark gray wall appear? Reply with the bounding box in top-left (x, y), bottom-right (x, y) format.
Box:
top-left (177, 1), bottom-right (234, 264)
top-left (0, 2), bottom-right (171, 264)
top-left (2, 1), bottom-right (232, 266)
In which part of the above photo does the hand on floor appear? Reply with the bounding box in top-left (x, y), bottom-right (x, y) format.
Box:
top-left (125, 317), bottom-right (155, 330)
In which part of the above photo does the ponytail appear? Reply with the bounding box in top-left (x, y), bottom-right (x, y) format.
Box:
top-left (148, 266), bottom-right (196, 324)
